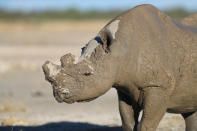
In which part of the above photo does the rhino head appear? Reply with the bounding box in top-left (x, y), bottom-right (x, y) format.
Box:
top-left (42, 24), bottom-right (120, 103)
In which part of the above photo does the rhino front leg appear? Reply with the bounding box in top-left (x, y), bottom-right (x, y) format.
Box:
top-left (139, 87), bottom-right (168, 131)
top-left (182, 111), bottom-right (197, 131)
top-left (118, 90), bottom-right (140, 131)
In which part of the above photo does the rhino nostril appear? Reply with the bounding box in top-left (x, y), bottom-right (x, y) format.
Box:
top-left (60, 88), bottom-right (70, 94)
top-left (59, 88), bottom-right (71, 98)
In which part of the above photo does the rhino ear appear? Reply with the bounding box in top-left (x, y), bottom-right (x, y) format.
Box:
top-left (99, 31), bottom-right (113, 53)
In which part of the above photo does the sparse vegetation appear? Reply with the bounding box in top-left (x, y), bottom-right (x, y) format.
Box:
top-left (0, 8), bottom-right (195, 22)
top-left (0, 9), bottom-right (121, 22)
top-left (165, 8), bottom-right (191, 19)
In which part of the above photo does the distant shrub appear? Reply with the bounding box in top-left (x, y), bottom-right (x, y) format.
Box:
top-left (0, 8), bottom-right (194, 22)
top-left (0, 9), bottom-right (121, 21)
top-left (165, 8), bottom-right (191, 19)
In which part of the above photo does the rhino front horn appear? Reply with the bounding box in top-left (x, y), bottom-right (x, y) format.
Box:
top-left (42, 61), bottom-right (61, 81)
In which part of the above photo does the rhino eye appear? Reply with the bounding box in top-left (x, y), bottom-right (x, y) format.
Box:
top-left (84, 72), bottom-right (93, 76)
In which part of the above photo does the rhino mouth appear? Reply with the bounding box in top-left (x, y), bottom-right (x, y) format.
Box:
top-left (52, 87), bottom-right (75, 104)
top-left (63, 99), bottom-right (75, 104)
top-left (54, 95), bottom-right (76, 104)
top-left (54, 89), bottom-right (98, 104)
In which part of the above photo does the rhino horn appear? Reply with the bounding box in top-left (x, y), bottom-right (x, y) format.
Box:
top-left (42, 61), bottom-right (61, 81)
top-left (76, 60), bottom-right (95, 75)
top-left (60, 53), bottom-right (78, 67)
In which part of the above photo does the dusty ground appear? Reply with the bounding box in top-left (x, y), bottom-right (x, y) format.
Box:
top-left (0, 21), bottom-right (185, 131)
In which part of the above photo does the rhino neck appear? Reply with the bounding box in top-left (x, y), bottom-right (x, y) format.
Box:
top-left (113, 58), bottom-right (141, 102)
top-left (110, 40), bottom-right (140, 101)
top-left (76, 59), bottom-right (117, 102)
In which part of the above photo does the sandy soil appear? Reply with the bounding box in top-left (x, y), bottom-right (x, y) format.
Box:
top-left (0, 21), bottom-right (185, 131)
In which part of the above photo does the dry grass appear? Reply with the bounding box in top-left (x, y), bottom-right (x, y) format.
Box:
top-left (0, 20), bottom-right (108, 46)
top-left (0, 99), bottom-right (26, 113)
top-left (0, 20), bottom-right (108, 33)
top-left (1, 117), bottom-right (28, 126)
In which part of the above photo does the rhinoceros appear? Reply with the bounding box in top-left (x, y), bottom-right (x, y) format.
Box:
top-left (42, 4), bottom-right (197, 131)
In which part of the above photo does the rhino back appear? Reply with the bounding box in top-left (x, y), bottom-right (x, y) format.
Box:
top-left (111, 5), bottom-right (197, 90)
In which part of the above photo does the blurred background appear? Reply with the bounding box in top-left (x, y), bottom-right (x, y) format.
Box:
top-left (0, 0), bottom-right (196, 130)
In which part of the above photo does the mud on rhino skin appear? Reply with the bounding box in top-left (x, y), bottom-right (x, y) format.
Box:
top-left (43, 4), bottom-right (197, 131)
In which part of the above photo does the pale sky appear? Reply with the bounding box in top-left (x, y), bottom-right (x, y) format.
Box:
top-left (0, 0), bottom-right (196, 12)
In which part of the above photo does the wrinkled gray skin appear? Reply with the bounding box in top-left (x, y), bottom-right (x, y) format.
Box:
top-left (43, 5), bottom-right (197, 131)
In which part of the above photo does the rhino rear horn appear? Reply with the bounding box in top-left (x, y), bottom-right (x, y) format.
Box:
top-left (60, 53), bottom-right (76, 67)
